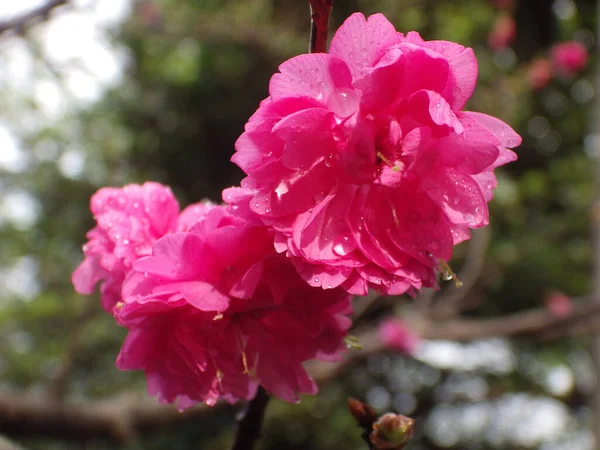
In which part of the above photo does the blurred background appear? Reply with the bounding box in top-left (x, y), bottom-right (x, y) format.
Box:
top-left (0, 0), bottom-right (598, 449)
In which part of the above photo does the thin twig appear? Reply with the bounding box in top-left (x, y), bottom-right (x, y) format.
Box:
top-left (429, 227), bottom-right (491, 319)
top-left (0, 0), bottom-right (68, 36)
top-left (231, 387), bottom-right (270, 450)
top-left (46, 299), bottom-right (98, 401)
top-left (308, 0), bottom-right (333, 53)
top-left (0, 435), bottom-right (27, 450)
top-left (5, 297), bottom-right (600, 442)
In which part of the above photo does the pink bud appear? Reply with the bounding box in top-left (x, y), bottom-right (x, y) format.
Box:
top-left (488, 15), bottom-right (516, 50)
top-left (551, 41), bottom-right (588, 77)
top-left (545, 291), bottom-right (573, 318)
top-left (527, 58), bottom-right (552, 91)
top-left (370, 413), bottom-right (415, 449)
top-left (378, 319), bottom-right (420, 355)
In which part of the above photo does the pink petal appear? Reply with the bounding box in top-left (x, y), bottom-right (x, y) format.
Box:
top-left (422, 167), bottom-right (488, 227)
top-left (422, 40), bottom-right (478, 110)
top-left (329, 13), bottom-right (399, 79)
top-left (270, 54), bottom-right (353, 105)
top-left (462, 111), bottom-right (522, 150)
top-left (273, 108), bottom-right (337, 170)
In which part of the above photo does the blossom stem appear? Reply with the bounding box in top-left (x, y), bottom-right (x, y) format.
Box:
top-left (308, 0), bottom-right (333, 53)
top-left (231, 387), bottom-right (270, 450)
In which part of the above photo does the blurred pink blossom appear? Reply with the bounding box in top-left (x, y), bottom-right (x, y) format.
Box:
top-left (72, 182), bottom-right (213, 312)
top-left (378, 319), bottom-right (420, 355)
top-left (116, 205), bottom-right (352, 408)
top-left (545, 291), bottom-right (573, 318)
top-left (231, 13), bottom-right (521, 296)
top-left (551, 41), bottom-right (588, 77)
top-left (527, 58), bottom-right (553, 91)
top-left (488, 15), bottom-right (516, 50)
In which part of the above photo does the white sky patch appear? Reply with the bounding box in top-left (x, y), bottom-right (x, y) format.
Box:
top-left (4, 256), bottom-right (41, 301)
top-left (34, 78), bottom-right (65, 117)
top-left (0, 0), bottom-right (131, 113)
top-left (0, 125), bottom-right (29, 173)
top-left (58, 148), bottom-right (85, 179)
top-left (0, 1), bottom-right (47, 19)
top-left (415, 338), bottom-right (516, 374)
top-left (1, 190), bottom-right (41, 230)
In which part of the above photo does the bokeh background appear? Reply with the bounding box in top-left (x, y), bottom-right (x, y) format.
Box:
top-left (0, 0), bottom-right (598, 449)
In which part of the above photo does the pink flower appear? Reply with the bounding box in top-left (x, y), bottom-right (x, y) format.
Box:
top-left (488, 15), bottom-right (516, 50)
top-left (527, 58), bottom-right (552, 91)
top-left (545, 291), bottom-right (573, 318)
top-left (231, 13), bottom-right (521, 296)
top-left (116, 205), bottom-right (352, 408)
top-left (378, 319), bottom-right (420, 355)
top-left (72, 182), bottom-right (213, 312)
top-left (551, 41), bottom-right (588, 77)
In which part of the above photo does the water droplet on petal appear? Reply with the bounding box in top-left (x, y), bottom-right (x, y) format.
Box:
top-left (333, 233), bottom-right (357, 256)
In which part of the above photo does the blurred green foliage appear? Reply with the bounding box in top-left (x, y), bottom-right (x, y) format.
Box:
top-left (0, 0), bottom-right (597, 449)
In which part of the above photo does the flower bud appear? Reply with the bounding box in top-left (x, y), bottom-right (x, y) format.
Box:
top-left (370, 413), bottom-right (414, 449)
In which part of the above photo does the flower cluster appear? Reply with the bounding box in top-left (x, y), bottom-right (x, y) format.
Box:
top-left (231, 13), bottom-right (520, 296)
top-left (75, 183), bottom-right (351, 408)
top-left (74, 12), bottom-right (520, 409)
top-left (72, 182), bottom-right (212, 312)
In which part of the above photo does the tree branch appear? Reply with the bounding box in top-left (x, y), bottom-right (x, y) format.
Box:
top-left (46, 300), bottom-right (98, 401)
top-left (231, 387), bottom-right (270, 450)
top-left (0, 0), bottom-right (68, 36)
top-left (429, 227), bottom-right (490, 319)
top-left (308, 0), bottom-right (333, 53)
top-left (3, 296), bottom-right (600, 444)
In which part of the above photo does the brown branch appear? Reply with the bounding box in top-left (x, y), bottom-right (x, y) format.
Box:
top-left (419, 298), bottom-right (600, 341)
top-left (194, 16), bottom-right (304, 58)
top-left (46, 300), bottom-right (98, 401)
top-left (429, 227), bottom-right (490, 319)
top-left (308, 0), bottom-right (333, 53)
top-left (4, 296), bottom-right (600, 444)
top-left (231, 387), bottom-right (270, 450)
top-left (0, 0), bottom-right (69, 36)
top-left (0, 436), bottom-right (27, 450)
top-left (0, 390), bottom-right (221, 445)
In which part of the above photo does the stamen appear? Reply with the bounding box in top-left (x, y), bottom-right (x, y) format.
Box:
top-left (242, 349), bottom-right (250, 375)
top-left (344, 335), bottom-right (364, 349)
top-left (213, 313), bottom-right (224, 321)
top-left (439, 259), bottom-right (463, 287)
top-left (377, 151), bottom-right (402, 172)
top-left (376, 151), bottom-right (395, 168)
top-left (391, 202), bottom-right (401, 227)
top-left (237, 328), bottom-right (250, 375)
top-left (210, 354), bottom-right (224, 390)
